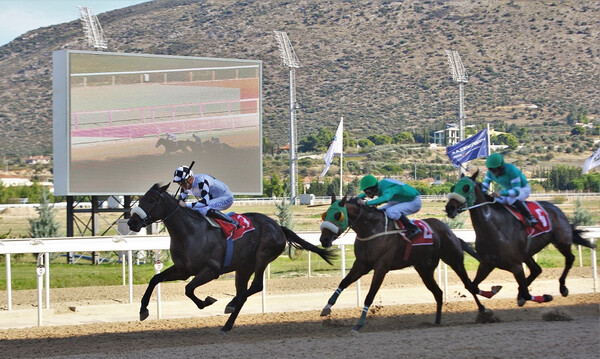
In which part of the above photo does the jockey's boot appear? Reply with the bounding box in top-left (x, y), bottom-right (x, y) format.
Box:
top-left (399, 214), bottom-right (422, 240)
top-left (206, 209), bottom-right (239, 227)
top-left (513, 200), bottom-right (538, 226)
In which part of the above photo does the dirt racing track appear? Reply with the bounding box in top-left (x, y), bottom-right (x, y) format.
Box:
top-left (0, 267), bottom-right (598, 358)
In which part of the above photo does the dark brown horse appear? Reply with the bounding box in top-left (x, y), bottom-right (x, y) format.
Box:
top-left (319, 195), bottom-right (488, 332)
top-left (445, 171), bottom-right (595, 307)
top-left (127, 183), bottom-right (335, 332)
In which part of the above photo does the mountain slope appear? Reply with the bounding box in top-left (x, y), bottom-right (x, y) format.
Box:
top-left (0, 0), bottom-right (598, 156)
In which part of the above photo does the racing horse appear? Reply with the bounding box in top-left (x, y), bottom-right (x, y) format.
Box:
top-left (319, 195), bottom-right (488, 332)
top-left (445, 171), bottom-right (595, 307)
top-left (155, 137), bottom-right (191, 155)
top-left (128, 183), bottom-right (335, 333)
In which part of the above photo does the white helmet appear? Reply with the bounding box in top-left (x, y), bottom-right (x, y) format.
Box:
top-left (173, 166), bottom-right (193, 183)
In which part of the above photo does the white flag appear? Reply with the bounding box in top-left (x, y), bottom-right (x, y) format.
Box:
top-left (320, 117), bottom-right (343, 177)
top-left (582, 147), bottom-right (600, 174)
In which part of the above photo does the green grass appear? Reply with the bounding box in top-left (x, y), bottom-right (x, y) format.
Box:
top-left (1, 245), bottom-right (596, 291)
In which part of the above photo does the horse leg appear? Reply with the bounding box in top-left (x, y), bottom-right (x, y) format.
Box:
top-left (512, 263), bottom-right (552, 307)
top-left (224, 269), bottom-right (253, 314)
top-left (472, 262), bottom-right (502, 299)
top-left (221, 264), bottom-right (269, 333)
top-left (140, 266), bottom-right (189, 321)
top-left (184, 268), bottom-right (220, 310)
top-left (555, 242), bottom-right (575, 297)
top-left (414, 264), bottom-right (443, 324)
top-left (352, 266), bottom-right (389, 333)
top-left (321, 262), bottom-right (370, 317)
top-left (444, 260), bottom-right (487, 314)
top-left (524, 256), bottom-right (542, 287)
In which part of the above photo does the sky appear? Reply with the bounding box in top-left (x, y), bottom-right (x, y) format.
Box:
top-left (0, 0), bottom-right (149, 47)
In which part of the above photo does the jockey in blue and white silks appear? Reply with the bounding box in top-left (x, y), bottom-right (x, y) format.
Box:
top-left (173, 166), bottom-right (238, 226)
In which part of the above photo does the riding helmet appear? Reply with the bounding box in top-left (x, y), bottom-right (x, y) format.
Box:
top-left (173, 166), bottom-right (193, 183)
top-left (486, 153), bottom-right (504, 169)
top-left (359, 174), bottom-right (378, 191)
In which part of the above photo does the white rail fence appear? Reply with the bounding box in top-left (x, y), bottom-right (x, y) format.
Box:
top-left (0, 228), bottom-right (597, 326)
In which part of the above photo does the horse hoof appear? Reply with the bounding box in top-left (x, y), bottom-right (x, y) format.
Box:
top-left (205, 296), bottom-right (217, 306)
top-left (491, 285), bottom-right (502, 295)
top-left (476, 309), bottom-right (498, 323)
top-left (224, 305), bottom-right (235, 314)
top-left (219, 329), bottom-right (229, 335)
top-left (351, 326), bottom-right (361, 335)
top-left (543, 294), bottom-right (553, 303)
top-left (560, 286), bottom-right (568, 297)
top-left (320, 308), bottom-right (331, 317)
top-left (140, 309), bottom-right (149, 321)
top-left (517, 297), bottom-right (526, 307)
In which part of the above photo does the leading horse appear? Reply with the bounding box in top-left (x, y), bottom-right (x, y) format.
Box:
top-left (319, 195), bottom-right (489, 332)
top-left (445, 171), bottom-right (595, 307)
top-left (127, 183), bottom-right (335, 333)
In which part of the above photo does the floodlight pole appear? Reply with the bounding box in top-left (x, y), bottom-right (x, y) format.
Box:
top-left (445, 50), bottom-right (468, 142)
top-left (274, 31), bottom-right (300, 204)
top-left (78, 6), bottom-right (108, 50)
top-left (445, 50), bottom-right (469, 177)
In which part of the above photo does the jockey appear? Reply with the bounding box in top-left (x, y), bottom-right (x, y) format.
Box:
top-left (173, 166), bottom-right (238, 226)
top-left (483, 153), bottom-right (538, 226)
top-left (358, 174), bottom-right (423, 240)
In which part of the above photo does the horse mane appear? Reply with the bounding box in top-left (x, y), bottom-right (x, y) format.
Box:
top-left (345, 197), bottom-right (384, 215)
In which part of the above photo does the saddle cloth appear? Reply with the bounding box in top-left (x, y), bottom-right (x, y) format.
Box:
top-left (505, 201), bottom-right (552, 238)
top-left (395, 219), bottom-right (434, 246)
top-left (213, 214), bottom-right (255, 240)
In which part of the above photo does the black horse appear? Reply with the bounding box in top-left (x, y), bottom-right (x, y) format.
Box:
top-left (319, 195), bottom-right (488, 332)
top-left (127, 183), bottom-right (335, 332)
top-left (445, 171), bottom-right (595, 307)
top-left (155, 137), bottom-right (191, 155)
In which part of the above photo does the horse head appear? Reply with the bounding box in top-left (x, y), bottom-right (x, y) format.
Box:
top-left (128, 183), bottom-right (172, 232)
top-left (319, 194), bottom-right (349, 248)
top-left (319, 195), bottom-right (377, 247)
top-left (445, 170), bottom-right (492, 218)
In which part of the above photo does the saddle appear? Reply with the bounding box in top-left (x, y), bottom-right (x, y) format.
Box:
top-left (211, 213), bottom-right (255, 240)
top-left (504, 202), bottom-right (551, 238)
top-left (393, 219), bottom-right (434, 261)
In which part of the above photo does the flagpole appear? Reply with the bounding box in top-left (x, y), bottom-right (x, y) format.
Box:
top-left (339, 117), bottom-right (343, 198)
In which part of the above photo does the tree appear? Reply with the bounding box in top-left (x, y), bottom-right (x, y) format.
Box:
top-left (28, 187), bottom-right (60, 238)
top-left (570, 199), bottom-right (596, 226)
top-left (274, 200), bottom-right (293, 229)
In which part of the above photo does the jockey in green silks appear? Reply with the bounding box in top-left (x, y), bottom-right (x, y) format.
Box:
top-left (358, 175), bottom-right (422, 240)
top-left (483, 153), bottom-right (538, 226)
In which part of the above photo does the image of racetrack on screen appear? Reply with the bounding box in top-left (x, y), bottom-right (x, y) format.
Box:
top-left (66, 52), bottom-right (261, 195)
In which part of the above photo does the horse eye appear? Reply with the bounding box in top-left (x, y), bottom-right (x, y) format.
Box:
top-left (321, 212), bottom-right (327, 221)
top-left (450, 185), bottom-right (455, 192)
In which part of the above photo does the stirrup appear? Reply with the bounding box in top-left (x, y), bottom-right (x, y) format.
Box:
top-left (406, 228), bottom-right (422, 240)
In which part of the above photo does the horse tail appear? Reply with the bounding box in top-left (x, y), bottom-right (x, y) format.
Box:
top-left (572, 225), bottom-right (596, 249)
top-left (280, 226), bottom-right (336, 265)
top-left (458, 237), bottom-right (480, 261)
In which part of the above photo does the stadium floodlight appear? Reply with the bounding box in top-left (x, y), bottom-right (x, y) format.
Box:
top-left (274, 31), bottom-right (300, 204)
top-left (445, 50), bottom-right (468, 141)
top-left (78, 6), bottom-right (108, 50)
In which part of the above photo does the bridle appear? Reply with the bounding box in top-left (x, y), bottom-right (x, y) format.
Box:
top-left (131, 188), bottom-right (180, 227)
top-left (449, 177), bottom-right (496, 214)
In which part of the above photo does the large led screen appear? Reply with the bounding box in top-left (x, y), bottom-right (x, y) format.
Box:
top-left (53, 50), bottom-right (262, 196)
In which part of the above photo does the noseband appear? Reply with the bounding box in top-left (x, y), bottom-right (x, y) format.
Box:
top-left (131, 189), bottom-right (179, 227)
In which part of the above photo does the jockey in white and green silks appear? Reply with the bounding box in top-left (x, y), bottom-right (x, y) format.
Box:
top-left (482, 153), bottom-right (538, 226)
top-left (358, 174), bottom-right (422, 240)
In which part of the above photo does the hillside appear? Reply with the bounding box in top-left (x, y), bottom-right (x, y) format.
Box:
top-left (0, 0), bottom-right (598, 157)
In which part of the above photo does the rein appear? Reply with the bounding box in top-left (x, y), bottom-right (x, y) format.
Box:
top-left (353, 206), bottom-right (406, 242)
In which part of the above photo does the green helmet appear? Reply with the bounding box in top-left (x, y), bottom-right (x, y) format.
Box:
top-left (359, 174), bottom-right (378, 191)
top-left (486, 153), bottom-right (504, 169)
